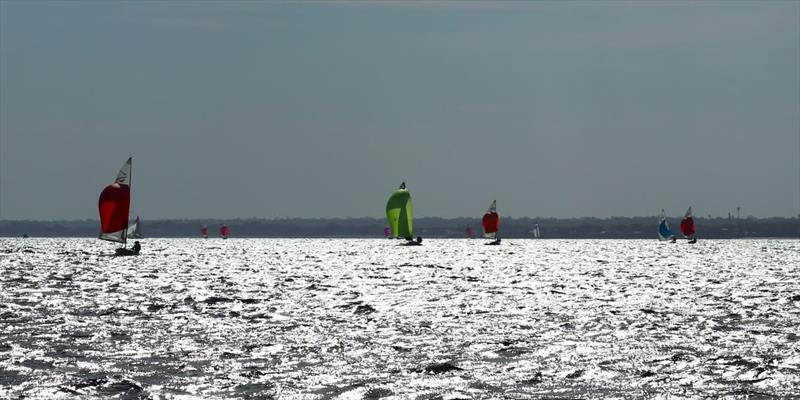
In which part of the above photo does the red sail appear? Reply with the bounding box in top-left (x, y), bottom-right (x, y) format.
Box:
top-left (680, 217), bottom-right (695, 237)
top-left (201, 226), bottom-right (208, 237)
top-left (98, 183), bottom-right (130, 238)
top-left (220, 225), bottom-right (230, 238)
top-left (482, 212), bottom-right (499, 235)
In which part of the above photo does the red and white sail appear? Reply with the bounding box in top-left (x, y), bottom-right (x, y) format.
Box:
top-left (680, 207), bottom-right (695, 238)
top-left (98, 158), bottom-right (132, 243)
top-left (482, 200), bottom-right (500, 239)
top-left (201, 225), bottom-right (209, 238)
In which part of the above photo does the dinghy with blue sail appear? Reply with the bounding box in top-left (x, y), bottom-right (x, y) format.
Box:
top-left (658, 209), bottom-right (676, 243)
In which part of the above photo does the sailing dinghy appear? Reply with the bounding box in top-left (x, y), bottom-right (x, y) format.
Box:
top-left (658, 209), bottom-right (676, 242)
top-left (98, 157), bottom-right (140, 256)
top-left (386, 182), bottom-right (421, 245)
top-left (482, 200), bottom-right (501, 245)
top-left (201, 225), bottom-right (209, 239)
top-left (680, 207), bottom-right (697, 243)
top-left (220, 224), bottom-right (230, 239)
top-left (127, 216), bottom-right (143, 239)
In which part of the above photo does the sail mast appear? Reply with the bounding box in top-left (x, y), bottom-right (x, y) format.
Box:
top-left (122, 157), bottom-right (132, 247)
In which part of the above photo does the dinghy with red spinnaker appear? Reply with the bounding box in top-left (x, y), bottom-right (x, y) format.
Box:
top-left (482, 200), bottom-right (501, 245)
top-left (680, 207), bottom-right (697, 244)
top-left (98, 157), bottom-right (140, 256)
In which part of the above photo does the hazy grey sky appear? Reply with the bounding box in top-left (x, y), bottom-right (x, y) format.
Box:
top-left (1, 1), bottom-right (798, 220)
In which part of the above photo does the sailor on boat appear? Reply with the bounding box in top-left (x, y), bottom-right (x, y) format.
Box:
top-left (486, 237), bottom-right (501, 245)
top-left (115, 241), bottom-right (141, 256)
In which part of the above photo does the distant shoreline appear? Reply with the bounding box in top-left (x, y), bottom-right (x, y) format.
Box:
top-left (2, 217), bottom-right (798, 239)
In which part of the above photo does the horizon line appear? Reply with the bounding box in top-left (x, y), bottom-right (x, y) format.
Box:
top-left (2, 215), bottom-right (798, 223)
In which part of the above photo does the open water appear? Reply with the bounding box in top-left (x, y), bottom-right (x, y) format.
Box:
top-left (0, 238), bottom-right (798, 399)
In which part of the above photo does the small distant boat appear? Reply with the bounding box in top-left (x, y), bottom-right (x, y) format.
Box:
top-left (658, 209), bottom-right (676, 242)
top-left (201, 225), bottom-right (208, 239)
top-left (386, 182), bottom-right (421, 245)
top-left (466, 226), bottom-right (474, 239)
top-left (482, 200), bottom-right (501, 245)
top-left (384, 226), bottom-right (392, 239)
top-left (220, 224), bottom-right (230, 239)
top-left (98, 157), bottom-right (140, 256)
top-left (127, 216), bottom-right (143, 239)
top-left (680, 207), bottom-right (697, 243)
top-left (531, 224), bottom-right (541, 238)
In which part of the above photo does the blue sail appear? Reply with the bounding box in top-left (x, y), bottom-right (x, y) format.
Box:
top-left (658, 209), bottom-right (675, 241)
top-left (658, 220), bottom-right (674, 240)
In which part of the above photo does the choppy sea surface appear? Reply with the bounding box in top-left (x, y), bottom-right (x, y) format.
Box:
top-left (1, 238), bottom-right (798, 399)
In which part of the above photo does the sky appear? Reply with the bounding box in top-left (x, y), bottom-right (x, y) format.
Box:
top-left (1, 0), bottom-right (798, 220)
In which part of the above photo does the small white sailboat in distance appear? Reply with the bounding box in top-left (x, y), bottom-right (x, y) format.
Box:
top-left (531, 223), bottom-right (541, 238)
top-left (127, 216), bottom-right (143, 239)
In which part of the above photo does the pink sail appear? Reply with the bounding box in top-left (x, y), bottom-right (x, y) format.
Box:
top-left (220, 224), bottom-right (230, 239)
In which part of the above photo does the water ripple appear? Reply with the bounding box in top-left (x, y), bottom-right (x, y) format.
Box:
top-left (0, 238), bottom-right (798, 398)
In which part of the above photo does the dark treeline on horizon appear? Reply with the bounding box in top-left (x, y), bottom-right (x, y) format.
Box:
top-left (1, 216), bottom-right (798, 239)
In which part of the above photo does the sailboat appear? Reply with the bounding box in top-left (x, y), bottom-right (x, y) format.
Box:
top-left (127, 216), bottom-right (143, 239)
top-left (658, 209), bottom-right (676, 242)
top-left (482, 200), bottom-right (501, 245)
top-left (466, 226), bottom-right (474, 239)
top-left (220, 224), bottom-right (230, 239)
top-left (98, 157), bottom-right (139, 256)
top-left (680, 207), bottom-right (697, 243)
top-left (531, 223), bottom-right (541, 238)
top-left (386, 182), bottom-right (421, 245)
top-left (383, 226), bottom-right (392, 239)
top-left (201, 225), bottom-right (208, 239)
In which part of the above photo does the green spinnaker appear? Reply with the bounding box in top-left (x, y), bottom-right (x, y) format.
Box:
top-left (386, 189), bottom-right (413, 239)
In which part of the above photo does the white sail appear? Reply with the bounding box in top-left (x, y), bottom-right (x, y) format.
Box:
top-left (99, 230), bottom-right (127, 243)
top-left (115, 158), bottom-right (132, 185)
top-left (127, 216), bottom-right (143, 239)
